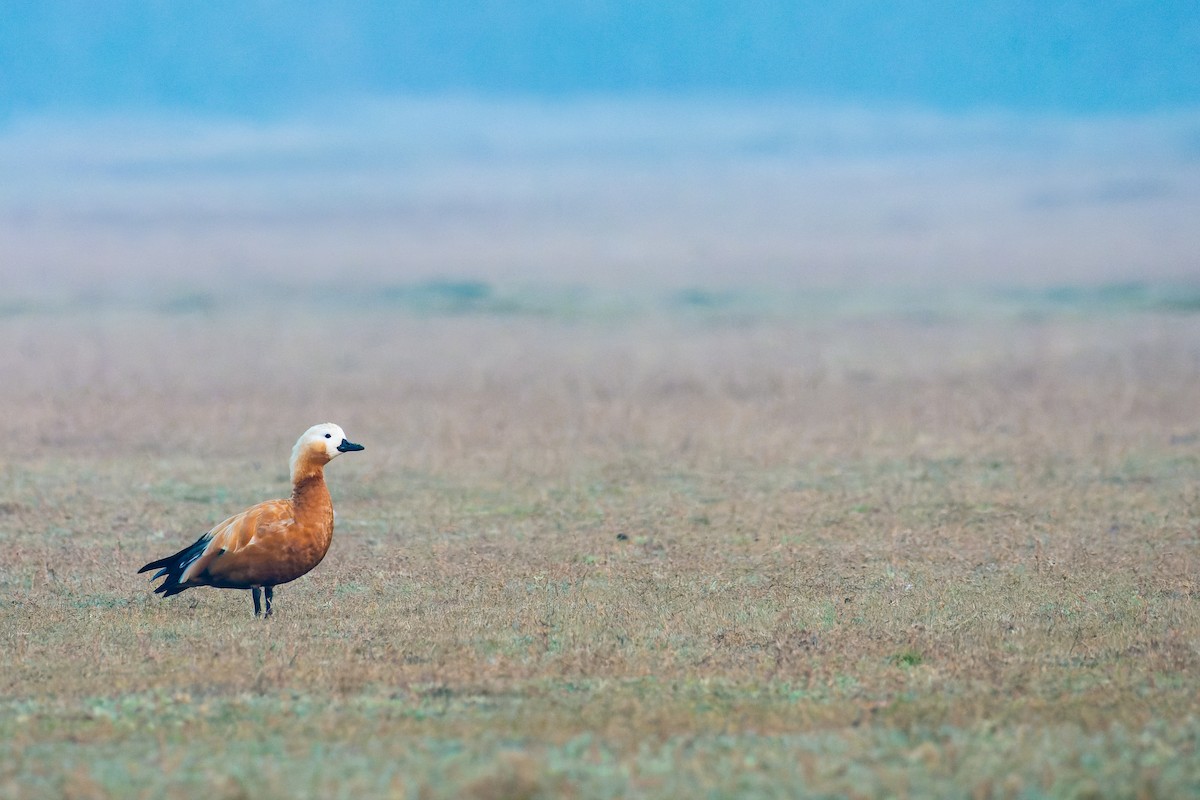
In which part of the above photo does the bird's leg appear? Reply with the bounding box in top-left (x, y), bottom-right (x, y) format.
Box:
top-left (264, 586), bottom-right (274, 617)
top-left (252, 587), bottom-right (262, 617)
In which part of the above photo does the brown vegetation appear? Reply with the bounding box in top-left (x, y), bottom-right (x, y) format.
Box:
top-left (1, 305), bottom-right (1198, 797)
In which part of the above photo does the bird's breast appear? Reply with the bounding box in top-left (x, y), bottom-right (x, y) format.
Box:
top-left (272, 511), bottom-right (334, 582)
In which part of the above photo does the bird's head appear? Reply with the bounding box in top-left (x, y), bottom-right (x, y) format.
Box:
top-left (290, 423), bottom-right (364, 482)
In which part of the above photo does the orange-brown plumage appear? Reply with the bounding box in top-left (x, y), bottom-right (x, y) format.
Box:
top-left (140, 423), bottom-right (364, 616)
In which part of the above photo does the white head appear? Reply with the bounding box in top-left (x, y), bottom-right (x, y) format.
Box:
top-left (289, 422), bottom-right (364, 482)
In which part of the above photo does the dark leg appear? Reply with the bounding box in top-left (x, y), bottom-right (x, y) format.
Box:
top-left (252, 587), bottom-right (262, 617)
top-left (264, 586), bottom-right (274, 617)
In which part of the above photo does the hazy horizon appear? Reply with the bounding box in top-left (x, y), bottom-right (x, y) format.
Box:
top-left (3, 98), bottom-right (1198, 303)
top-left (3, 5), bottom-right (1198, 302)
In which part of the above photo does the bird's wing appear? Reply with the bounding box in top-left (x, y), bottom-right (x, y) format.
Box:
top-left (180, 498), bottom-right (294, 585)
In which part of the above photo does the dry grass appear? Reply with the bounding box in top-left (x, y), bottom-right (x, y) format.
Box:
top-left (1, 303), bottom-right (1198, 798)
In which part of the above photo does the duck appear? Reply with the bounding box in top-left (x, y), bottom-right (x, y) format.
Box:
top-left (139, 423), bottom-right (364, 617)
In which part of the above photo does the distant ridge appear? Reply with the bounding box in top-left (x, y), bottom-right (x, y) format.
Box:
top-left (5, 281), bottom-right (1199, 323)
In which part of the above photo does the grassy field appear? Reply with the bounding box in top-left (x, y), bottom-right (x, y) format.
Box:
top-left (1, 294), bottom-right (1198, 798)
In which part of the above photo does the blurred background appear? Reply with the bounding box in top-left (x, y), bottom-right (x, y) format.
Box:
top-left (2, 1), bottom-right (1198, 310)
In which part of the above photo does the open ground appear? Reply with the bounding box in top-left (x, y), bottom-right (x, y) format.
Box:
top-left (1, 295), bottom-right (1198, 798)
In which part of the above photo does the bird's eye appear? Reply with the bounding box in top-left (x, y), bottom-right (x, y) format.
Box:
top-left (325, 433), bottom-right (332, 439)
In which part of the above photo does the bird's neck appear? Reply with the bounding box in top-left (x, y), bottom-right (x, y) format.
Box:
top-left (290, 454), bottom-right (332, 518)
top-left (292, 472), bottom-right (331, 521)
top-left (290, 447), bottom-right (330, 485)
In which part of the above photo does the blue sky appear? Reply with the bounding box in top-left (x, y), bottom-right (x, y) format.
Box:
top-left (2, 1), bottom-right (1199, 119)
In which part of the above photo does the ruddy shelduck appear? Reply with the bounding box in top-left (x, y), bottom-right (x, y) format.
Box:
top-left (139, 423), bottom-right (364, 617)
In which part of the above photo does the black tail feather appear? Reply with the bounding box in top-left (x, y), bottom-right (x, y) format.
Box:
top-left (139, 534), bottom-right (210, 597)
